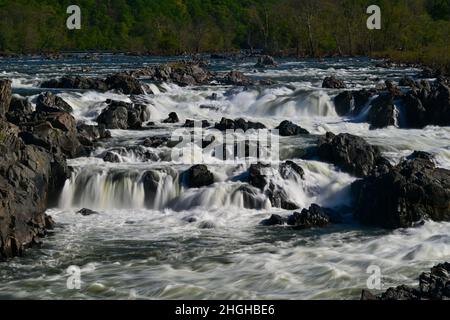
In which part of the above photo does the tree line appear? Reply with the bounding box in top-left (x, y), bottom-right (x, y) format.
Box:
top-left (0, 0), bottom-right (448, 68)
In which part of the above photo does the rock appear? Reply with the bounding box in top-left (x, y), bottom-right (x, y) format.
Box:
top-left (76, 208), bottom-right (99, 216)
top-left (220, 71), bottom-right (253, 86)
top-left (368, 93), bottom-right (398, 129)
top-left (322, 76), bottom-right (346, 89)
top-left (198, 221), bottom-right (216, 229)
top-left (255, 55), bottom-right (277, 68)
top-left (36, 92), bottom-right (73, 113)
top-left (407, 150), bottom-right (433, 161)
top-left (352, 156), bottom-right (450, 229)
top-left (362, 262), bottom-right (450, 300)
top-left (162, 112), bottom-right (180, 124)
top-left (77, 124), bottom-right (111, 147)
top-left (0, 79), bottom-right (12, 119)
top-left (279, 160), bottom-right (305, 180)
top-left (334, 91), bottom-right (353, 116)
top-left (183, 119), bottom-right (211, 128)
top-left (215, 117), bottom-right (266, 131)
top-left (103, 152), bottom-right (121, 163)
top-left (260, 214), bottom-right (287, 226)
top-left (0, 119), bottom-right (69, 259)
top-left (287, 204), bottom-right (331, 229)
top-left (105, 73), bottom-right (145, 95)
top-left (143, 136), bottom-right (168, 148)
top-left (19, 112), bottom-right (85, 158)
top-left (6, 95), bottom-right (33, 125)
top-left (317, 132), bottom-right (391, 178)
top-left (403, 93), bottom-right (427, 128)
top-left (385, 80), bottom-right (403, 97)
top-left (41, 74), bottom-right (145, 95)
top-left (184, 165), bottom-right (215, 188)
top-left (424, 83), bottom-right (450, 127)
top-left (247, 163), bottom-right (300, 210)
top-left (41, 76), bottom-right (108, 91)
top-left (399, 76), bottom-right (416, 88)
top-left (276, 120), bottom-right (309, 136)
top-left (97, 100), bottom-right (150, 130)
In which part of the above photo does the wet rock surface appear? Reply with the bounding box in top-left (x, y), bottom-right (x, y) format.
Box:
top-left (352, 155), bottom-right (450, 229)
top-left (317, 132), bottom-right (391, 178)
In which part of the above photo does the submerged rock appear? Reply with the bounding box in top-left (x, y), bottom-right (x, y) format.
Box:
top-left (276, 120), bottom-right (309, 136)
top-left (352, 155), bottom-right (450, 229)
top-left (317, 132), bottom-right (391, 178)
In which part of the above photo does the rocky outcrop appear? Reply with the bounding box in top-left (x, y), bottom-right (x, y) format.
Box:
top-left (104, 73), bottom-right (145, 95)
top-left (41, 76), bottom-right (108, 91)
top-left (76, 124), bottom-right (111, 147)
top-left (0, 79), bottom-right (12, 119)
top-left (36, 92), bottom-right (73, 113)
top-left (276, 120), bottom-right (309, 136)
top-left (255, 55), bottom-right (277, 68)
top-left (41, 73), bottom-right (144, 95)
top-left (352, 155), bottom-right (450, 229)
top-left (287, 204), bottom-right (331, 229)
top-left (322, 76), bottom-right (346, 89)
top-left (317, 132), bottom-right (391, 178)
top-left (247, 162), bottom-right (304, 210)
top-left (183, 165), bottom-right (215, 189)
top-left (367, 93), bottom-right (398, 129)
top-left (334, 89), bottom-right (375, 116)
top-left (0, 119), bottom-right (69, 259)
top-left (96, 100), bottom-right (150, 130)
top-left (215, 117), bottom-right (266, 131)
top-left (6, 96), bottom-right (33, 125)
top-left (362, 262), bottom-right (450, 300)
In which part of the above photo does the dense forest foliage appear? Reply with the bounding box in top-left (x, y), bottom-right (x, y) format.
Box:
top-left (0, 0), bottom-right (448, 67)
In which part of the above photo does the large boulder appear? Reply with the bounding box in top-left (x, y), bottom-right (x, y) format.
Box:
top-left (6, 95), bottom-right (33, 125)
top-left (97, 100), bottom-right (150, 129)
top-left (403, 92), bottom-right (427, 128)
top-left (322, 76), bottom-right (346, 89)
top-left (36, 92), bottom-right (73, 113)
top-left (276, 120), bottom-right (309, 136)
top-left (162, 112), bottom-right (180, 124)
top-left (334, 91), bottom-right (353, 116)
top-left (0, 79), bottom-right (12, 119)
top-left (19, 112), bottom-right (85, 158)
top-left (105, 73), bottom-right (145, 95)
top-left (317, 132), bottom-right (391, 178)
top-left (367, 94), bottom-right (398, 129)
top-left (183, 165), bottom-right (215, 189)
top-left (362, 262), bottom-right (450, 300)
top-left (352, 155), bottom-right (450, 229)
top-left (0, 119), bottom-right (69, 259)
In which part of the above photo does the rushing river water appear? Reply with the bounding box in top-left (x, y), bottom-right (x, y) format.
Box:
top-left (1, 54), bottom-right (450, 300)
